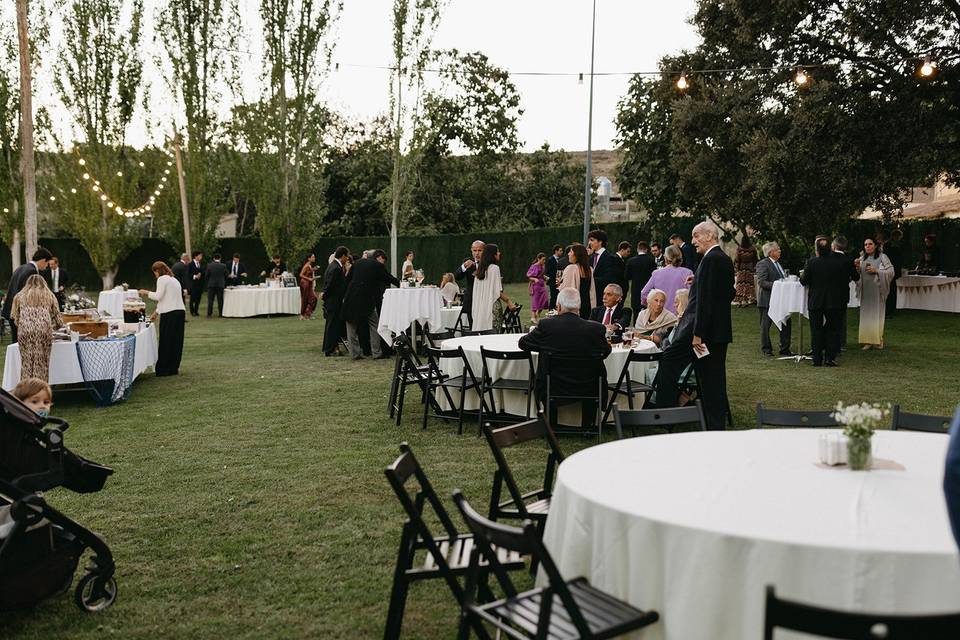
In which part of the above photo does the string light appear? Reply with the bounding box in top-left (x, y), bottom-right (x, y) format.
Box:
top-left (794, 68), bottom-right (810, 86)
top-left (919, 59), bottom-right (937, 78)
top-left (69, 152), bottom-right (173, 218)
top-left (676, 74), bottom-right (689, 90)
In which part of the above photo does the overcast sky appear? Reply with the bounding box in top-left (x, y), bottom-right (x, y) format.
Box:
top-left (35, 0), bottom-right (701, 153)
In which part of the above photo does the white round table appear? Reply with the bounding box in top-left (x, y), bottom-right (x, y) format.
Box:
top-left (767, 279), bottom-right (807, 329)
top-left (541, 429), bottom-right (960, 640)
top-left (222, 286), bottom-right (300, 317)
top-left (441, 306), bottom-right (463, 329)
top-left (436, 334), bottom-right (659, 418)
top-left (377, 287), bottom-right (444, 343)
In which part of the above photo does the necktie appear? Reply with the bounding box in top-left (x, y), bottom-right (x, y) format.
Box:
top-left (593, 252), bottom-right (599, 268)
top-left (774, 261), bottom-right (785, 279)
top-left (232, 263), bottom-right (237, 276)
top-left (603, 308), bottom-right (612, 325)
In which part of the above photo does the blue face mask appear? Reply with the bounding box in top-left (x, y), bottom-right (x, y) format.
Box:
top-left (36, 408), bottom-right (48, 418)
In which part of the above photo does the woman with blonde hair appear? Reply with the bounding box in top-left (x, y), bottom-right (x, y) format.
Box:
top-left (439, 272), bottom-right (459, 305)
top-left (11, 274), bottom-right (63, 381)
top-left (139, 261), bottom-right (186, 376)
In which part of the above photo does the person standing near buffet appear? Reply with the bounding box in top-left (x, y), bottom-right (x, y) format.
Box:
top-left (2, 248), bottom-right (52, 343)
top-left (140, 261), bottom-right (186, 377)
top-left (11, 275), bottom-right (63, 381)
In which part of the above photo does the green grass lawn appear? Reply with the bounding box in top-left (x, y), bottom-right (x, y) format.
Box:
top-left (3, 282), bottom-right (957, 638)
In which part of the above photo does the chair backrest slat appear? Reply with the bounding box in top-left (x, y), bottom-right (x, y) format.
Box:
top-left (614, 402), bottom-right (707, 431)
top-left (483, 415), bottom-right (565, 517)
top-left (462, 328), bottom-right (495, 336)
top-left (756, 402), bottom-right (839, 428)
top-left (891, 405), bottom-right (952, 434)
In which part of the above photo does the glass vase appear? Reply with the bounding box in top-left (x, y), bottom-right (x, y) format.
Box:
top-left (847, 435), bottom-right (872, 471)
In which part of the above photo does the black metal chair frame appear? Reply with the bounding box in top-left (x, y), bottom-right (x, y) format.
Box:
top-left (382, 443), bottom-right (525, 640)
top-left (764, 585), bottom-right (960, 640)
top-left (389, 335), bottom-right (434, 426)
top-left (756, 402), bottom-right (840, 428)
top-left (426, 329), bottom-right (456, 349)
top-left (477, 347), bottom-right (535, 432)
top-left (452, 491), bottom-right (660, 640)
top-left (482, 415), bottom-right (564, 533)
top-left (538, 352), bottom-right (608, 438)
top-left (453, 306), bottom-right (471, 335)
top-left (599, 350), bottom-right (662, 428)
top-left (890, 404), bottom-right (953, 434)
top-left (462, 328), bottom-right (496, 337)
top-left (499, 304), bottom-right (523, 334)
top-left (612, 401), bottom-right (707, 439)
top-left (423, 346), bottom-right (487, 434)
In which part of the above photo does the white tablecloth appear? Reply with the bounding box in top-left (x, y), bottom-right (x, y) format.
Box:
top-left (767, 279), bottom-right (807, 329)
top-left (2, 324), bottom-right (158, 391)
top-left (377, 287), bottom-right (444, 343)
top-left (541, 429), bottom-right (960, 640)
top-left (222, 286), bottom-right (300, 317)
top-left (896, 275), bottom-right (960, 313)
top-left (97, 289), bottom-right (142, 318)
top-left (436, 334), bottom-right (659, 417)
top-left (441, 306), bottom-right (462, 329)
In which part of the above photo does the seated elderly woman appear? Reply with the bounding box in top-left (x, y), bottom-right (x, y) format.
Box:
top-left (634, 288), bottom-right (678, 345)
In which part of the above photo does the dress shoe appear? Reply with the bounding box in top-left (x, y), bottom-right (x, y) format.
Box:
top-left (762, 350), bottom-right (773, 357)
top-left (825, 360), bottom-right (838, 367)
top-left (778, 350), bottom-right (797, 357)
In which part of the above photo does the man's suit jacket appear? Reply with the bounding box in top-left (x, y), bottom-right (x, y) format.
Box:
top-left (672, 245), bottom-right (735, 346)
top-left (680, 243), bottom-right (699, 272)
top-left (42, 267), bottom-right (70, 293)
top-left (544, 255), bottom-right (561, 296)
top-left (755, 257), bottom-right (788, 308)
top-left (624, 253), bottom-right (656, 301)
top-left (322, 261), bottom-right (348, 315)
top-left (609, 252), bottom-right (627, 290)
top-left (589, 303), bottom-right (631, 328)
top-left (454, 259), bottom-right (477, 312)
top-left (591, 249), bottom-right (619, 298)
top-left (835, 251), bottom-right (860, 303)
top-left (205, 261), bottom-right (228, 289)
top-left (2, 262), bottom-right (41, 319)
top-left (518, 312), bottom-right (611, 402)
top-left (801, 253), bottom-right (854, 310)
top-left (171, 261), bottom-right (190, 293)
top-left (225, 261), bottom-right (247, 285)
top-left (341, 258), bottom-right (399, 324)
top-left (188, 260), bottom-right (204, 293)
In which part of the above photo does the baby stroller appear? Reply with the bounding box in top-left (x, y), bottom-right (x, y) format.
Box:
top-left (0, 387), bottom-right (117, 612)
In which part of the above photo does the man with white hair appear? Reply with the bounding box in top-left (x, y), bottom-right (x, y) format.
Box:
top-left (455, 239), bottom-right (485, 324)
top-left (519, 287), bottom-right (611, 428)
top-left (655, 221), bottom-right (735, 430)
top-left (756, 241), bottom-right (793, 357)
top-left (589, 283), bottom-right (631, 328)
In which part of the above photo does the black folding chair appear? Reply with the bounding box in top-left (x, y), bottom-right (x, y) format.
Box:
top-left (453, 306), bottom-right (471, 335)
top-left (764, 585), bottom-right (960, 640)
top-left (462, 328), bottom-right (496, 337)
top-left (539, 352), bottom-right (607, 438)
top-left (477, 347), bottom-right (535, 432)
top-left (383, 443), bottom-right (525, 640)
top-left (389, 335), bottom-right (433, 426)
top-left (890, 405), bottom-right (953, 434)
top-left (426, 329), bottom-right (455, 349)
top-left (499, 304), bottom-right (523, 334)
top-left (423, 346), bottom-right (486, 434)
top-left (756, 402), bottom-right (840, 428)
top-left (452, 491), bottom-right (660, 640)
top-left (482, 415), bottom-right (564, 534)
top-left (612, 401), bottom-right (707, 439)
top-left (600, 350), bottom-right (662, 427)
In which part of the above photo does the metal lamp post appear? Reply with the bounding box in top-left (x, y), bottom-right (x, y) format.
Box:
top-left (582, 0), bottom-right (597, 243)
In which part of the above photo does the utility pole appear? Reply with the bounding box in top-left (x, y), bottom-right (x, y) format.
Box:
top-left (582, 0), bottom-right (597, 244)
top-left (171, 128), bottom-right (192, 256)
top-left (16, 0), bottom-right (37, 257)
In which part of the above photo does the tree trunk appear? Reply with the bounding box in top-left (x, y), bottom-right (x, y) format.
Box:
top-left (10, 227), bottom-right (21, 271)
top-left (101, 267), bottom-right (118, 290)
top-left (16, 0), bottom-right (38, 257)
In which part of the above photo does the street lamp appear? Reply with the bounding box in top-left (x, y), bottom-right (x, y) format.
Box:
top-left (582, 0), bottom-right (597, 243)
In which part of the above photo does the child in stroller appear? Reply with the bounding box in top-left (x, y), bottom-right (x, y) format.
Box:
top-left (0, 382), bottom-right (117, 612)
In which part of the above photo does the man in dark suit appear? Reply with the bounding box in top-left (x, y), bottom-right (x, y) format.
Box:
top-left (612, 241), bottom-right (630, 294)
top-left (672, 233), bottom-right (699, 273)
top-left (544, 244), bottom-right (563, 309)
top-left (756, 241), bottom-right (793, 357)
top-left (41, 256), bottom-right (70, 310)
top-left (341, 249), bottom-right (399, 360)
top-left (171, 253), bottom-right (190, 301)
top-left (454, 240), bottom-right (484, 325)
top-left (519, 287), bottom-right (611, 428)
top-left (587, 229), bottom-right (618, 297)
top-left (261, 254), bottom-right (287, 279)
top-left (321, 246), bottom-right (350, 356)
top-left (801, 238), bottom-right (843, 366)
top-left (624, 241), bottom-right (657, 312)
top-left (656, 222), bottom-right (735, 429)
top-left (832, 235), bottom-right (859, 349)
top-left (204, 254), bottom-right (228, 317)
top-left (2, 248), bottom-right (52, 342)
top-left (589, 283), bottom-right (631, 329)
top-left (226, 253), bottom-right (248, 287)
top-left (187, 251), bottom-right (204, 316)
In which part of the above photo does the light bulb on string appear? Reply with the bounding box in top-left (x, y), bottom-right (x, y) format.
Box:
top-left (82, 173), bottom-right (90, 180)
top-left (919, 59), bottom-right (937, 78)
top-left (78, 158), bottom-right (86, 166)
top-left (2, 208), bottom-right (8, 213)
top-left (117, 171), bottom-right (123, 177)
top-left (92, 185), bottom-right (100, 192)
top-left (100, 194), bottom-right (107, 201)
top-left (107, 202), bottom-right (114, 208)
top-left (70, 188), bottom-right (77, 194)
top-left (138, 161), bottom-right (145, 167)
top-left (794, 68), bottom-right (809, 86)
top-left (49, 196), bottom-right (55, 201)
top-left (676, 74), bottom-right (689, 90)
top-left (164, 169), bottom-right (170, 175)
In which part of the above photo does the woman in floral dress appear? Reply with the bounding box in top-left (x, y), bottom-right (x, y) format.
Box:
top-left (734, 236), bottom-right (759, 307)
top-left (11, 275), bottom-right (63, 381)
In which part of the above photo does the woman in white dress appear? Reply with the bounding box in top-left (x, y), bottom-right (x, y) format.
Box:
top-left (439, 272), bottom-right (459, 305)
top-left (856, 236), bottom-right (895, 350)
top-left (401, 250), bottom-right (415, 280)
top-left (471, 244), bottom-right (516, 331)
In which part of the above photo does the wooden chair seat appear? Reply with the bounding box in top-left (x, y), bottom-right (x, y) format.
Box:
top-left (611, 379), bottom-right (653, 395)
top-left (496, 496), bottom-right (551, 520)
top-left (477, 578), bottom-right (658, 639)
top-left (487, 377), bottom-right (533, 392)
top-left (419, 536), bottom-right (524, 574)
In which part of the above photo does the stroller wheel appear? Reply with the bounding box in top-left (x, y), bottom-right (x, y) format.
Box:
top-left (74, 572), bottom-right (117, 612)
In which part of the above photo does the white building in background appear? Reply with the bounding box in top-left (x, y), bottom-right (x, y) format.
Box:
top-left (216, 213), bottom-right (238, 238)
top-left (860, 179), bottom-right (960, 221)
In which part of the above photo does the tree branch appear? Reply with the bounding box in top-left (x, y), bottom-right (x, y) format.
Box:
top-left (944, 0), bottom-right (960, 27)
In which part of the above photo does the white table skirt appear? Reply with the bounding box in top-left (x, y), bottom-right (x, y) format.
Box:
top-left (436, 334), bottom-right (659, 418)
top-left (767, 280), bottom-right (807, 329)
top-left (222, 286), bottom-right (300, 317)
top-left (441, 306), bottom-right (462, 329)
top-left (377, 287), bottom-right (444, 343)
top-left (2, 324), bottom-right (158, 390)
top-left (896, 275), bottom-right (960, 313)
top-left (97, 289), bottom-right (141, 318)
top-left (541, 429), bottom-right (960, 640)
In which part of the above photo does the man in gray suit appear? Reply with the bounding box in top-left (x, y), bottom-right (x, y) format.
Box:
top-left (204, 254), bottom-right (228, 317)
top-left (2, 248), bottom-right (52, 342)
top-left (756, 241), bottom-right (793, 357)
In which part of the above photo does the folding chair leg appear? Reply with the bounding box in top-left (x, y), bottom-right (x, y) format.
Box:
top-left (383, 529), bottom-right (413, 640)
top-left (457, 382), bottom-right (466, 435)
top-left (395, 382), bottom-right (406, 426)
top-left (388, 358), bottom-right (402, 418)
top-left (422, 383), bottom-right (431, 430)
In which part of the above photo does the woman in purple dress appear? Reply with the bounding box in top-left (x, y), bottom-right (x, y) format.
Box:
top-left (640, 245), bottom-right (693, 314)
top-left (526, 253), bottom-right (549, 323)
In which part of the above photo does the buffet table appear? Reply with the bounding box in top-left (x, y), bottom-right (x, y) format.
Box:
top-left (896, 275), bottom-right (960, 313)
top-left (377, 287), bottom-right (444, 343)
top-left (541, 429), bottom-right (960, 640)
top-left (222, 286), bottom-right (300, 317)
top-left (3, 324), bottom-right (158, 397)
top-left (97, 288), bottom-right (141, 318)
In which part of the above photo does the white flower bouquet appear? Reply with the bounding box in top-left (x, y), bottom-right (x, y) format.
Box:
top-left (831, 402), bottom-right (890, 470)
